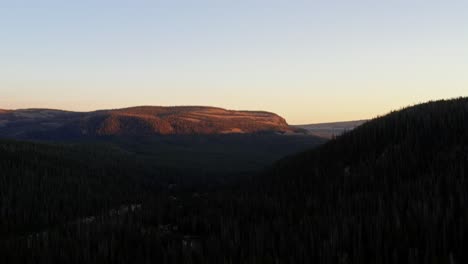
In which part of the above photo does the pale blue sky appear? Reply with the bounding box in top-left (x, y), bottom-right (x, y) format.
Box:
top-left (1, 0), bottom-right (467, 124)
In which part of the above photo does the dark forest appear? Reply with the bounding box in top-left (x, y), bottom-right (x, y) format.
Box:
top-left (1, 98), bottom-right (468, 263)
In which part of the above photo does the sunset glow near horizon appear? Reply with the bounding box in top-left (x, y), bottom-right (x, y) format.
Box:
top-left (1, 1), bottom-right (467, 124)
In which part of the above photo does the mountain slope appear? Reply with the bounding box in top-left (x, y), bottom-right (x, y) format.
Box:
top-left (0, 106), bottom-right (292, 139)
top-left (254, 97), bottom-right (468, 262)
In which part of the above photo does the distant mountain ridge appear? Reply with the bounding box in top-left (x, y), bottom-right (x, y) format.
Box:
top-left (0, 106), bottom-right (292, 139)
top-left (294, 120), bottom-right (367, 138)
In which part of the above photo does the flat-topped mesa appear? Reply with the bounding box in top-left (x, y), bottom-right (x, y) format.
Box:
top-left (0, 106), bottom-right (293, 139)
top-left (89, 106), bottom-right (291, 136)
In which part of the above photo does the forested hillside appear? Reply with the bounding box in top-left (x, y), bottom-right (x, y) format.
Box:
top-left (0, 140), bottom-right (152, 240)
top-left (2, 98), bottom-right (468, 263)
top-left (259, 97), bottom-right (468, 262)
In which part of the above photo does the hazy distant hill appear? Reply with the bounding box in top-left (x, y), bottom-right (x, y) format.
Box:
top-left (294, 120), bottom-right (367, 138)
top-left (0, 106), bottom-right (293, 139)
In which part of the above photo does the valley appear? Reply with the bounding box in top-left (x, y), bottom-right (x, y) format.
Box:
top-left (1, 98), bottom-right (468, 263)
top-left (3, 1), bottom-right (465, 262)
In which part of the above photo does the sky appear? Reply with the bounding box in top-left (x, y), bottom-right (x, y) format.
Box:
top-left (1, 0), bottom-right (467, 124)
